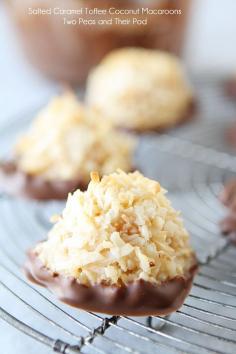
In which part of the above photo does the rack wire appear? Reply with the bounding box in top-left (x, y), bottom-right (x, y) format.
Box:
top-left (1, 77), bottom-right (236, 353)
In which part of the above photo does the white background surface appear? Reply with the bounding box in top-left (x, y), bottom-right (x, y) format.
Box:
top-left (0, 1), bottom-right (236, 353)
top-left (185, 0), bottom-right (236, 74)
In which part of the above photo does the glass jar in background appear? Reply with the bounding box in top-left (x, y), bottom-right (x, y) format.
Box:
top-left (7, 0), bottom-right (191, 85)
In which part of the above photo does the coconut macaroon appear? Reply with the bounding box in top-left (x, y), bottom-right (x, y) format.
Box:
top-left (219, 179), bottom-right (236, 237)
top-left (0, 93), bottom-right (135, 200)
top-left (225, 74), bottom-right (236, 99)
top-left (86, 48), bottom-right (194, 132)
top-left (25, 170), bottom-right (198, 316)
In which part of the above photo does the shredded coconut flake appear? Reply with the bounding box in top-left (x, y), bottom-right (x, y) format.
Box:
top-left (15, 92), bottom-right (135, 182)
top-left (35, 170), bottom-right (196, 286)
top-left (86, 48), bottom-right (193, 130)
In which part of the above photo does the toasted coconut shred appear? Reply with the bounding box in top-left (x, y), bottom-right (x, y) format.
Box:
top-left (86, 48), bottom-right (193, 130)
top-left (15, 92), bottom-right (135, 182)
top-left (35, 170), bottom-right (195, 286)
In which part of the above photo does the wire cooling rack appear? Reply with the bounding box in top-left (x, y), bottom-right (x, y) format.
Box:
top-left (1, 77), bottom-right (236, 354)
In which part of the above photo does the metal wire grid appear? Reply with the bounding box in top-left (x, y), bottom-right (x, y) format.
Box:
top-left (0, 78), bottom-right (236, 353)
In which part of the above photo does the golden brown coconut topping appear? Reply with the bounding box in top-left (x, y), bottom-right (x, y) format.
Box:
top-left (15, 93), bottom-right (135, 183)
top-left (34, 170), bottom-right (196, 286)
top-left (86, 48), bottom-right (193, 131)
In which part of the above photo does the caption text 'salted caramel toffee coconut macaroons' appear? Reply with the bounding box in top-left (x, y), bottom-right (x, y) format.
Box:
top-left (0, 92), bottom-right (136, 200)
top-left (86, 48), bottom-right (194, 132)
top-left (25, 170), bottom-right (198, 316)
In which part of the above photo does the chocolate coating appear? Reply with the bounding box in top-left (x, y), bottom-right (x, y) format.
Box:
top-left (219, 212), bottom-right (236, 245)
top-left (219, 179), bottom-right (236, 240)
top-left (219, 179), bottom-right (236, 212)
top-left (25, 249), bottom-right (198, 316)
top-left (225, 79), bottom-right (236, 100)
top-left (0, 161), bottom-right (87, 200)
top-left (226, 122), bottom-right (236, 149)
top-left (0, 162), bottom-right (136, 201)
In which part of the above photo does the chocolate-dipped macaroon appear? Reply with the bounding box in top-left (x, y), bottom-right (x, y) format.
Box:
top-left (225, 122), bottom-right (236, 150)
top-left (25, 170), bottom-right (198, 316)
top-left (225, 77), bottom-right (236, 100)
top-left (219, 179), bottom-right (236, 238)
top-left (0, 93), bottom-right (135, 200)
top-left (86, 48), bottom-right (195, 133)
